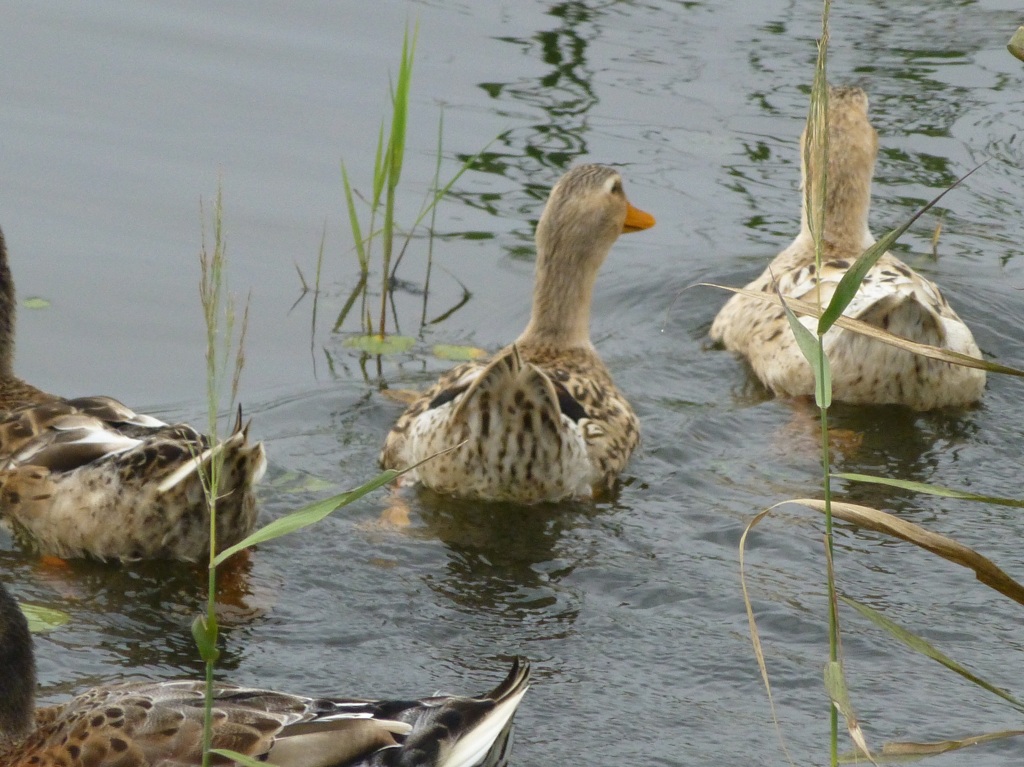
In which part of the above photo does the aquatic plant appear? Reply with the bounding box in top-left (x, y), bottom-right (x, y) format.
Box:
top-left (720, 4), bottom-right (1024, 765)
top-left (332, 24), bottom-right (485, 359)
top-left (192, 187), bottom-right (406, 766)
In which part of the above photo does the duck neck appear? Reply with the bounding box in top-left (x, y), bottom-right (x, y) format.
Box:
top-left (0, 230), bottom-right (17, 380)
top-left (0, 586), bottom-right (36, 743)
top-left (516, 234), bottom-right (608, 349)
top-left (798, 169), bottom-right (872, 250)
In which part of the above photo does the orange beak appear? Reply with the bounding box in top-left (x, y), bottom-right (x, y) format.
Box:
top-left (623, 202), bottom-right (656, 233)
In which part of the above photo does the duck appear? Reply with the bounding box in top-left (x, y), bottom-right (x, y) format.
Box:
top-left (709, 85), bottom-right (985, 410)
top-left (381, 164), bottom-right (655, 502)
top-left (0, 226), bottom-right (266, 561)
top-left (0, 580), bottom-right (530, 767)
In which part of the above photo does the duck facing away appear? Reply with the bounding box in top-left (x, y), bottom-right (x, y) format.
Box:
top-left (0, 227), bottom-right (266, 561)
top-left (0, 581), bottom-right (530, 767)
top-left (381, 164), bottom-right (655, 502)
top-left (709, 85), bottom-right (985, 410)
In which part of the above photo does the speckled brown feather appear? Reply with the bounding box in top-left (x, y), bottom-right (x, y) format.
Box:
top-left (0, 581), bottom-right (531, 767)
top-left (380, 165), bottom-right (652, 502)
top-left (0, 228), bottom-right (266, 560)
top-left (710, 86), bottom-right (984, 410)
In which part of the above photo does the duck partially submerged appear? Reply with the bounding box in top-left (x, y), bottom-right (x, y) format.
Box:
top-left (710, 85), bottom-right (985, 410)
top-left (0, 227), bottom-right (266, 561)
top-left (0, 580), bottom-right (530, 767)
top-left (381, 164), bottom-right (655, 502)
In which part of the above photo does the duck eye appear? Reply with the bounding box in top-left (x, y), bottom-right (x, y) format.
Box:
top-left (610, 180), bottom-right (623, 195)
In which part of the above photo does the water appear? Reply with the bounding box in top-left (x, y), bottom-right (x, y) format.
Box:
top-left (3, 1), bottom-right (1024, 764)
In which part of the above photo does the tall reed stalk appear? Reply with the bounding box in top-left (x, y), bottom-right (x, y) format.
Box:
top-left (193, 185), bottom-right (249, 767)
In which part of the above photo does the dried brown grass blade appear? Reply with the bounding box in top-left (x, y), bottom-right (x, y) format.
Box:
top-left (840, 729), bottom-right (1024, 762)
top-left (791, 499), bottom-right (1024, 606)
top-left (739, 506), bottom-right (799, 767)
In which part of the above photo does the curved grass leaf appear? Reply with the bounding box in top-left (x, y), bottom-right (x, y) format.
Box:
top-left (213, 470), bottom-right (400, 566)
top-left (833, 473), bottom-right (1024, 509)
top-left (22, 296), bottom-right (51, 310)
top-left (824, 661), bottom-right (875, 765)
top-left (790, 499), bottom-right (1024, 606)
top-left (817, 164), bottom-right (984, 335)
top-left (20, 603), bottom-right (69, 633)
top-left (841, 596), bottom-right (1024, 713)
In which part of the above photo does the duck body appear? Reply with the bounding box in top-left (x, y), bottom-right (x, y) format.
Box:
top-left (381, 342), bottom-right (637, 503)
top-left (0, 397), bottom-right (266, 561)
top-left (381, 164), bottom-right (653, 502)
top-left (0, 228), bottom-right (266, 561)
top-left (0, 582), bottom-right (530, 767)
top-left (710, 85), bottom-right (985, 410)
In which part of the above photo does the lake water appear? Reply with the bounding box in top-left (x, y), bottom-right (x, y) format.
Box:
top-left (3, 1), bottom-right (1024, 764)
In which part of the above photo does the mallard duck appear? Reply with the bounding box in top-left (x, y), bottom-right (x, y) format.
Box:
top-left (0, 581), bottom-right (530, 767)
top-left (0, 227), bottom-right (266, 561)
top-left (710, 85), bottom-right (985, 410)
top-left (381, 164), bottom-right (655, 502)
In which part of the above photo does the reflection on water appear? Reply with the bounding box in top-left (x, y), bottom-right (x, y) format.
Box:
top-left (454, 1), bottom-right (603, 257)
top-left (413, 492), bottom-right (595, 639)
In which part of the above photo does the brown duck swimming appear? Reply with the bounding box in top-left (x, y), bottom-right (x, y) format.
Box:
top-left (0, 227), bottom-right (266, 561)
top-left (710, 85), bottom-right (985, 410)
top-left (0, 580), bottom-right (530, 767)
top-left (381, 164), bottom-right (655, 502)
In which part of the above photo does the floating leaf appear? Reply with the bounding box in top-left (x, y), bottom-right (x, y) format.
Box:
top-left (432, 343), bottom-right (486, 362)
top-left (344, 334), bottom-right (416, 355)
top-left (21, 604), bottom-right (69, 633)
top-left (22, 296), bottom-right (51, 310)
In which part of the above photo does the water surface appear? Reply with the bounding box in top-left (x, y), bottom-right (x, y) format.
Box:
top-left (3, 1), bottom-right (1024, 764)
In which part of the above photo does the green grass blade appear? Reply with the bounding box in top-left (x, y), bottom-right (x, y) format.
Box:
top-left (210, 750), bottom-right (276, 767)
top-left (213, 470), bottom-right (400, 565)
top-left (388, 23), bottom-right (417, 191)
top-left (781, 292), bottom-right (832, 408)
top-left (841, 596), bottom-right (1024, 713)
top-left (372, 121), bottom-right (386, 207)
top-left (341, 162), bottom-right (367, 272)
top-left (818, 163), bottom-right (985, 334)
top-left (833, 473), bottom-right (1024, 508)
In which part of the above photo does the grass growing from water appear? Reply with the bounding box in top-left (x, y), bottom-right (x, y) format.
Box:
top-left (726, 5), bottom-right (1024, 765)
top-left (334, 24), bottom-right (485, 361)
top-left (192, 186), bottom-right (424, 767)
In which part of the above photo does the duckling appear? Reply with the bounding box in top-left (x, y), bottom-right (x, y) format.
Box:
top-left (710, 85), bottom-right (985, 410)
top-left (381, 164), bottom-right (655, 502)
top-left (0, 227), bottom-right (266, 561)
top-left (0, 580), bottom-right (530, 767)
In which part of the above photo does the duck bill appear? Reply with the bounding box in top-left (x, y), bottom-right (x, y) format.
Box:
top-left (622, 203), bottom-right (656, 233)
